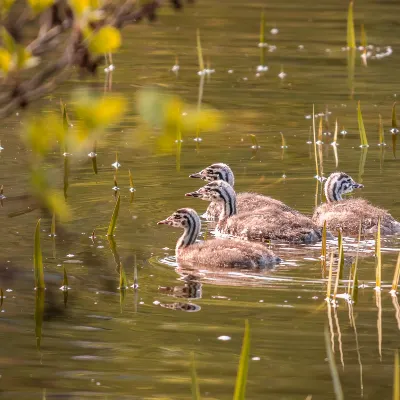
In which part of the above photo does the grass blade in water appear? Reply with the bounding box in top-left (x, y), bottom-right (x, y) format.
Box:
top-left (259, 10), bottom-right (266, 66)
top-left (378, 114), bottom-right (385, 146)
top-left (322, 220), bottom-right (327, 272)
top-left (392, 102), bottom-right (398, 158)
top-left (107, 194), bottom-right (121, 236)
top-left (375, 218), bottom-right (382, 289)
top-left (312, 105), bottom-right (319, 179)
top-left (35, 288), bottom-right (45, 350)
top-left (0, 288), bottom-right (3, 308)
top-left (357, 101), bottom-right (368, 147)
top-left (391, 252), bottom-right (400, 295)
top-left (34, 219), bottom-right (45, 289)
top-left (63, 156), bottom-right (69, 200)
top-left (347, 1), bottom-right (356, 49)
top-left (196, 29), bottom-right (204, 73)
top-left (62, 266), bottom-right (68, 288)
top-left (233, 320), bottom-right (250, 400)
top-left (190, 352), bottom-right (201, 400)
top-left (338, 229), bottom-right (344, 279)
top-left (394, 350), bottom-right (400, 400)
top-left (51, 210), bottom-right (56, 237)
top-left (324, 327), bottom-right (344, 400)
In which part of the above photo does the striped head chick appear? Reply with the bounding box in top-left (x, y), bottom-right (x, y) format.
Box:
top-left (324, 172), bottom-right (364, 203)
top-left (189, 163), bottom-right (235, 187)
top-left (158, 208), bottom-right (201, 251)
top-left (185, 180), bottom-right (237, 220)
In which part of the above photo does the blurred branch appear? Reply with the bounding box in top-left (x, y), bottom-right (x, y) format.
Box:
top-left (0, 0), bottom-right (193, 118)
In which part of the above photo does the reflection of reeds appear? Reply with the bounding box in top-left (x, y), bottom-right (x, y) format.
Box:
top-left (375, 218), bottom-right (382, 289)
top-left (324, 327), bottom-right (344, 400)
top-left (190, 352), bottom-right (201, 400)
top-left (350, 304), bottom-right (364, 396)
top-left (333, 307), bottom-right (344, 369)
top-left (394, 351), bottom-right (399, 400)
top-left (233, 320), bottom-right (250, 400)
top-left (378, 114), bottom-right (386, 146)
top-left (35, 288), bottom-right (45, 350)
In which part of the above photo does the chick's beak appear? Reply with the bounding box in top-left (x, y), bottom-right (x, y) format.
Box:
top-left (353, 182), bottom-right (364, 189)
top-left (157, 218), bottom-right (170, 225)
top-left (189, 172), bottom-right (203, 179)
top-left (185, 191), bottom-right (202, 197)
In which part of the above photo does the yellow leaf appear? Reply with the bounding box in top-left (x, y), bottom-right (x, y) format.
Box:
top-left (73, 91), bottom-right (127, 132)
top-left (88, 26), bottom-right (121, 55)
top-left (68, 0), bottom-right (90, 16)
top-left (0, 48), bottom-right (12, 75)
top-left (27, 0), bottom-right (55, 14)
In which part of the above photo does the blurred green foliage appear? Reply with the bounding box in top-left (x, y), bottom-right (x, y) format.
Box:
top-left (136, 89), bottom-right (222, 152)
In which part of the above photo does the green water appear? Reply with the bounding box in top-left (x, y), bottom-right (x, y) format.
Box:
top-left (1, 0), bottom-right (400, 398)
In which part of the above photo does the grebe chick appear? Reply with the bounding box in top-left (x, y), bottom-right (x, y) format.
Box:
top-left (158, 208), bottom-right (281, 269)
top-left (186, 181), bottom-right (322, 243)
top-left (312, 172), bottom-right (400, 235)
top-left (189, 163), bottom-right (302, 219)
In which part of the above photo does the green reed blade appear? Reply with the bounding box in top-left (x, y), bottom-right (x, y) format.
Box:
top-left (322, 220), bottom-right (327, 271)
top-left (338, 229), bottom-right (344, 280)
top-left (107, 194), bottom-right (121, 236)
top-left (351, 268), bottom-right (359, 305)
top-left (196, 29), bottom-right (204, 72)
top-left (392, 102), bottom-right (398, 129)
top-left (233, 320), bottom-right (250, 400)
top-left (375, 218), bottom-right (382, 288)
top-left (361, 24), bottom-right (367, 49)
top-left (392, 252), bottom-right (400, 292)
top-left (119, 261), bottom-right (128, 289)
top-left (348, 221), bottom-right (361, 295)
top-left (379, 114), bottom-right (385, 145)
top-left (129, 169), bottom-right (134, 188)
top-left (326, 252), bottom-right (334, 300)
top-left (312, 105), bottom-right (319, 178)
top-left (34, 219), bottom-right (45, 289)
top-left (357, 101), bottom-right (368, 147)
top-left (63, 156), bottom-right (69, 200)
top-left (190, 352), bottom-right (201, 400)
top-left (280, 132), bottom-right (287, 148)
top-left (51, 210), bottom-right (56, 237)
top-left (259, 10), bottom-right (266, 66)
top-left (324, 327), bottom-right (344, 400)
top-left (250, 134), bottom-right (259, 148)
top-left (60, 99), bottom-right (69, 153)
top-left (347, 1), bottom-right (356, 49)
top-left (333, 118), bottom-right (338, 143)
top-left (35, 288), bottom-right (45, 350)
top-left (394, 350), bottom-right (400, 400)
top-left (0, 288), bottom-right (3, 307)
top-left (63, 266), bottom-right (68, 288)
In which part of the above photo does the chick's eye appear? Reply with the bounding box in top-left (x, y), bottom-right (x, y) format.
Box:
top-left (174, 215), bottom-right (181, 219)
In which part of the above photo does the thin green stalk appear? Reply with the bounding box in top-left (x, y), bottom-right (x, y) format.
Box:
top-left (119, 261), bottom-right (128, 289)
top-left (233, 320), bottom-right (250, 400)
top-left (347, 1), bottom-right (356, 49)
top-left (358, 101), bottom-right (369, 147)
top-left (0, 288), bottom-right (3, 308)
top-left (338, 229), bottom-right (344, 280)
top-left (63, 266), bottom-right (68, 288)
top-left (196, 29), bottom-right (204, 72)
top-left (34, 219), bottom-right (45, 289)
top-left (326, 252), bottom-right (334, 300)
top-left (259, 10), bottom-right (266, 66)
top-left (392, 102), bottom-right (398, 158)
top-left (312, 105), bottom-right (319, 178)
top-left (51, 210), bottom-right (56, 237)
top-left (378, 114), bottom-right (385, 145)
top-left (322, 220), bottom-right (327, 271)
top-left (392, 252), bottom-right (400, 293)
top-left (107, 194), bottom-right (121, 236)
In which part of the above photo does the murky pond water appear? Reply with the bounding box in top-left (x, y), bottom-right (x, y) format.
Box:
top-left (1, 0), bottom-right (400, 398)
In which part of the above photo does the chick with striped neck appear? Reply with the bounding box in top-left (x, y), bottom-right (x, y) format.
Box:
top-left (189, 163), bottom-right (301, 219)
top-left (186, 181), bottom-right (323, 243)
top-left (158, 208), bottom-right (281, 269)
top-left (312, 172), bottom-right (400, 235)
